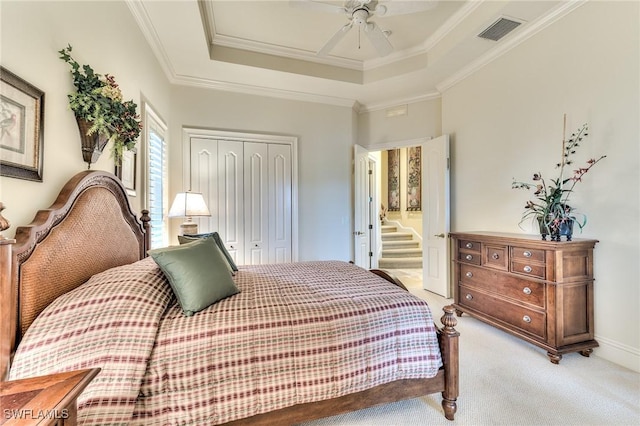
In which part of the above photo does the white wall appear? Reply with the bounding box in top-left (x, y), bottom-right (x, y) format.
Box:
top-left (0, 1), bottom-right (171, 234)
top-left (358, 97), bottom-right (442, 146)
top-left (168, 86), bottom-right (355, 261)
top-left (442, 1), bottom-right (639, 371)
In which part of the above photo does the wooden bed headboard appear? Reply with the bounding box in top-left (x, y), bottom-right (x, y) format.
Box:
top-left (2, 170), bottom-right (150, 379)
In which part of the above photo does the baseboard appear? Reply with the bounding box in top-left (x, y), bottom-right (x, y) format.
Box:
top-left (593, 334), bottom-right (640, 373)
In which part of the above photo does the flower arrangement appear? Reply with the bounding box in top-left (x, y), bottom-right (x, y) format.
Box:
top-left (512, 121), bottom-right (606, 240)
top-left (59, 44), bottom-right (141, 163)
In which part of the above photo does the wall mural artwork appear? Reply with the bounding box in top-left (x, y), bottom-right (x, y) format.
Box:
top-left (387, 149), bottom-right (400, 211)
top-left (407, 146), bottom-right (421, 211)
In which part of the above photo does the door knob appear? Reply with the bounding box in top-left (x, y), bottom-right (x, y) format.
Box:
top-left (353, 231), bottom-right (365, 236)
top-left (434, 233), bottom-right (445, 238)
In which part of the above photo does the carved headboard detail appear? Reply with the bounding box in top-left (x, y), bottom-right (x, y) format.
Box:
top-left (3, 170), bottom-right (149, 378)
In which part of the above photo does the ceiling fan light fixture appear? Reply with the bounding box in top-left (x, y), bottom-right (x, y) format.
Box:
top-left (299, 0), bottom-right (437, 57)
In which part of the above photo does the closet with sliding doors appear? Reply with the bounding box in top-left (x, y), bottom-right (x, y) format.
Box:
top-left (184, 128), bottom-right (297, 266)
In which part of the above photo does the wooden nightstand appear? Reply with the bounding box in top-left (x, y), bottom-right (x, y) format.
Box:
top-left (0, 368), bottom-right (100, 425)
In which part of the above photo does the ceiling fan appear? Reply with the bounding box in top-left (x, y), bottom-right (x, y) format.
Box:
top-left (292, 0), bottom-right (438, 57)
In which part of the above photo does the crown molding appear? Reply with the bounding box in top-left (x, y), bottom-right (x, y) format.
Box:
top-left (436, 0), bottom-right (587, 93)
top-left (211, 34), bottom-right (364, 71)
top-left (125, 0), bottom-right (177, 79)
top-left (358, 91), bottom-right (442, 114)
top-left (172, 73), bottom-right (358, 109)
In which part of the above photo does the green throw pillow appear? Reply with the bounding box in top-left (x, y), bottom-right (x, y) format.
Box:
top-left (178, 232), bottom-right (238, 272)
top-left (149, 237), bottom-right (240, 316)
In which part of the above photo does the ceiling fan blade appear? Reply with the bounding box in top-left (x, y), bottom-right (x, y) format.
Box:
top-left (364, 22), bottom-right (393, 57)
top-left (375, 0), bottom-right (438, 17)
top-left (290, 0), bottom-right (347, 15)
top-left (318, 23), bottom-right (353, 56)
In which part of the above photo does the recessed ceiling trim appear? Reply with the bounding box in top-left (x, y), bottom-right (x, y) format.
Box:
top-left (212, 34), bottom-right (363, 71)
top-left (436, 0), bottom-right (587, 93)
top-left (422, 0), bottom-right (484, 52)
top-left (361, 1), bottom-right (481, 73)
top-left (363, 41), bottom-right (430, 71)
top-left (359, 91), bottom-right (441, 114)
top-left (172, 73), bottom-right (358, 109)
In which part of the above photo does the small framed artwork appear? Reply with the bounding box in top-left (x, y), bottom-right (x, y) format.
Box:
top-left (0, 67), bottom-right (44, 181)
top-left (115, 149), bottom-right (136, 196)
top-left (387, 149), bottom-right (400, 211)
top-left (407, 146), bottom-right (421, 211)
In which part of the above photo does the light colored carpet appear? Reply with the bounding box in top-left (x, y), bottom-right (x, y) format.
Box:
top-left (299, 270), bottom-right (640, 426)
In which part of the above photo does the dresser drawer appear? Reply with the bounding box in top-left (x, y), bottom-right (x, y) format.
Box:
top-left (460, 264), bottom-right (545, 308)
top-left (511, 260), bottom-right (546, 279)
top-left (458, 239), bottom-right (481, 252)
top-left (482, 244), bottom-right (508, 270)
top-left (458, 285), bottom-right (546, 339)
top-left (458, 251), bottom-right (481, 265)
top-left (511, 246), bottom-right (545, 262)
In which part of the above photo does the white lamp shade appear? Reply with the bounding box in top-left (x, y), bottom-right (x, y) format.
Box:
top-left (168, 192), bottom-right (211, 218)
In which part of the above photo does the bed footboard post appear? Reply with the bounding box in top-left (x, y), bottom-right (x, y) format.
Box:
top-left (140, 209), bottom-right (151, 256)
top-left (439, 305), bottom-right (459, 420)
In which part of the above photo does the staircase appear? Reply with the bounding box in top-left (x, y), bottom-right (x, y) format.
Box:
top-left (379, 222), bottom-right (422, 269)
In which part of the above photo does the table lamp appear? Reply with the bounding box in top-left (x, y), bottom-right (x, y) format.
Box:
top-left (168, 191), bottom-right (211, 235)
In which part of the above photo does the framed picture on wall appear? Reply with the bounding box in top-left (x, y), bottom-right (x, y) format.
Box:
top-left (407, 146), bottom-right (421, 211)
top-left (387, 149), bottom-right (400, 211)
top-left (0, 67), bottom-right (44, 182)
top-left (115, 149), bottom-right (136, 196)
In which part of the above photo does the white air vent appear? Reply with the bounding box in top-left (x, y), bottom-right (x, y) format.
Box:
top-left (478, 17), bottom-right (523, 41)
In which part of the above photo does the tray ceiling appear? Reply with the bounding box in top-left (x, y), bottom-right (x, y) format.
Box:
top-left (128, 0), bottom-right (579, 110)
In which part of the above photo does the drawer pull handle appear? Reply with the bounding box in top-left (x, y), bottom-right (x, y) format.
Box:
top-left (465, 242), bottom-right (473, 249)
top-left (523, 250), bottom-right (532, 258)
top-left (523, 287), bottom-right (532, 295)
top-left (523, 315), bottom-right (531, 323)
top-left (523, 265), bottom-right (532, 273)
top-left (465, 294), bottom-right (473, 301)
top-left (465, 272), bottom-right (473, 278)
top-left (466, 254), bottom-right (473, 261)
top-left (492, 253), bottom-right (500, 260)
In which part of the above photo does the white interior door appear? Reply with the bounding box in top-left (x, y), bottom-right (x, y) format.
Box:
top-left (422, 134), bottom-right (450, 297)
top-left (354, 145), bottom-right (370, 268)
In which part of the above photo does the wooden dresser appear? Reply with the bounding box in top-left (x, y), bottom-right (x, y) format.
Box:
top-left (450, 231), bottom-right (598, 364)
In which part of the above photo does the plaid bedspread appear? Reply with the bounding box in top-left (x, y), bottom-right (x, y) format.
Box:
top-left (10, 259), bottom-right (442, 425)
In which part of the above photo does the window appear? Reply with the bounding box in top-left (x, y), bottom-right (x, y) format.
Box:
top-left (143, 103), bottom-right (168, 249)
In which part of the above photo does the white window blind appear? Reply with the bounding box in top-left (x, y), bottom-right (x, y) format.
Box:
top-left (145, 106), bottom-right (167, 249)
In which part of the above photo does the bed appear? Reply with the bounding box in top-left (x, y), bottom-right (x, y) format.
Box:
top-left (1, 170), bottom-right (459, 425)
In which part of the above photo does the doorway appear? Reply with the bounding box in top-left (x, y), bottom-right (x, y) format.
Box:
top-left (354, 135), bottom-right (450, 297)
